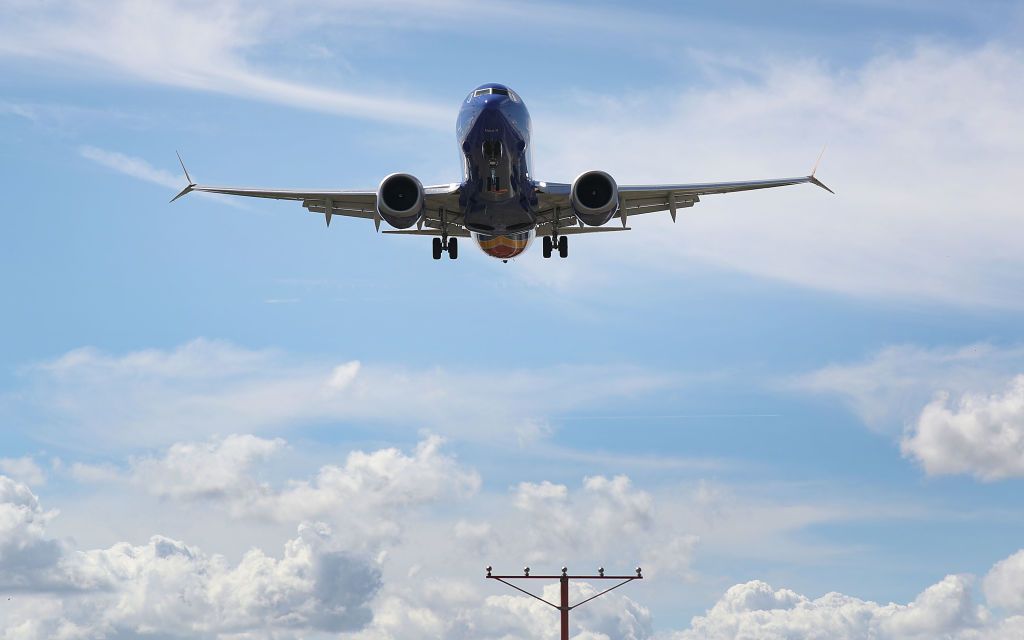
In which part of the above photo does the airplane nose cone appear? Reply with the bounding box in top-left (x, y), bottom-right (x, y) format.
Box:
top-left (480, 95), bottom-right (508, 110)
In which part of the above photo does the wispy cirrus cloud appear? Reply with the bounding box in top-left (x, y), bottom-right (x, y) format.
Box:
top-left (0, 0), bottom-right (451, 129)
top-left (531, 44), bottom-right (1024, 307)
top-left (791, 343), bottom-right (1024, 431)
top-left (7, 338), bottom-right (675, 451)
top-left (79, 145), bottom-right (184, 191)
top-left (78, 145), bottom-right (247, 206)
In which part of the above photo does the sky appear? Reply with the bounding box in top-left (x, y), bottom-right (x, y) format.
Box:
top-left (2, 0), bottom-right (1024, 638)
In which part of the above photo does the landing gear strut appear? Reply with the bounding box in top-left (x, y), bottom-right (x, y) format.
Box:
top-left (543, 207), bottom-right (569, 259)
top-left (432, 207), bottom-right (458, 260)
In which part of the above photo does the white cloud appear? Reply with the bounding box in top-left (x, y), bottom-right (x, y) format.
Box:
top-left (791, 343), bottom-right (1024, 432)
top-left (0, 475), bottom-right (383, 638)
top-left (503, 475), bottom-right (697, 579)
top-left (244, 436), bottom-right (479, 516)
top-left (78, 146), bottom-right (183, 190)
top-left (902, 376), bottom-right (1024, 480)
top-left (328, 360), bottom-right (361, 390)
top-left (115, 435), bottom-right (480, 553)
top-left (352, 581), bottom-right (652, 640)
top-left (68, 461), bottom-right (122, 483)
top-left (0, 476), bottom-right (63, 590)
top-left (672, 574), bottom-right (990, 640)
top-left (0, 0), bottom-right (451, 128)
top-left (792, 343), bottom-right (1024, 480)
top-left (131, 433), bottom-right (284, 501)
top-left (13, 339), bottom-right (672, 449)
top-left (535, 44), bottom-right (1024, 306)
top-left (984, 549), bottom-right (1024, 614)
top-left (0, 457), bottom-right (45, 486)
top-left (78, 145), bottom-right (248, 207)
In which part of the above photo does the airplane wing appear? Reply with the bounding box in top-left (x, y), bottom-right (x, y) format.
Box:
top-left (533, 171), bottom-right (832, 233)
top-left (170, 154), bottom-right (463, 229)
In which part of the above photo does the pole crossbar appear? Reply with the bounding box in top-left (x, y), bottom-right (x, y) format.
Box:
top-left (486, 566), bottom-right (643, 640)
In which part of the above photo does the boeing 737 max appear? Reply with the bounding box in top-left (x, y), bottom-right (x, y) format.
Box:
top-left (172, 83), bottom-right (832, 261)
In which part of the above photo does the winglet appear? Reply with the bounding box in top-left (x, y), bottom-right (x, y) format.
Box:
top-left (809, 175), bottom-right (835, 194)
top-left (170, 151), bottom-right (196, 203)
top-left (808, 145), bottom-right (835, 194)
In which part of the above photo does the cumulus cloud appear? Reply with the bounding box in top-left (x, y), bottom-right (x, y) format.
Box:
top-left (902, 376), bottom-right (1024, 480)
top-left (984, 549), bottom-right (1024, 614)
top-left (113, 434), bottom-right (480, 552)
top-left (0, 476), bottom-right (63, 590)
top-left (672, 574), bottom-right (991, 640)
top-left (795, 343), bottom-right (1024, 480)
top-left (243, 436), bottom-right (479, 522)
top-left (503, 475), bottom-right (697, 579)
top-left (13, 339), bottom-right (672, 449)
top-left (0, 475), bottom-right (382, 638)
top-left (131, 433), bottom-right (284, 501)
top-left (352, 580), bottom-right (652, 640)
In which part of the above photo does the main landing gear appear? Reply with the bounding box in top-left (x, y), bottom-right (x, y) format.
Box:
top-left (432, 207), bottom-right (458, 260)
top-left (432, 237), bottom-right (458, 260)
top-left (542, 235), bottom-right (568, 259)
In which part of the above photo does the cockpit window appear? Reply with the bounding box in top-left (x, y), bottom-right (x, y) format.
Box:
top-left (473, 88), bottom-right (511, 97)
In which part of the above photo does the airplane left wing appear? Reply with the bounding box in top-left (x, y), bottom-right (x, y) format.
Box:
top-left (615, 174), bottom-right (833, 221)
top-left (534, 170), bottom-right (832, 231)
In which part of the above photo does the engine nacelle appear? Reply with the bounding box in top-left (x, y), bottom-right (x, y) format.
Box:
top-left (376, 173), bottom-right (425, 229)
top-left (570, 170), bottom-right (619, 227)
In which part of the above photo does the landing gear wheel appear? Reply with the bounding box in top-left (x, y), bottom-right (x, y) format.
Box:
top-left (432, 237), bottom-right (443, 260)
top-left (448, 237), bottom-right (459, 260)
top-left (542, 236), bottom-right (552, 258)
top-left (558, 235), bottom-right (568, 258)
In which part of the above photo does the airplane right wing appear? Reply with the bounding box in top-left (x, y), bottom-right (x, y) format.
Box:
top-left (170, 154), bottom-right (464, 230)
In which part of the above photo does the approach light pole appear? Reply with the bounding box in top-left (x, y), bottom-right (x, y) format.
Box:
top-left (486, 565), bottom-right (643, 640)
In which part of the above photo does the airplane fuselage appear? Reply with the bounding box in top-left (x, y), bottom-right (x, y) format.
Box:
top-left (456, 83), bottom-right (537, 259)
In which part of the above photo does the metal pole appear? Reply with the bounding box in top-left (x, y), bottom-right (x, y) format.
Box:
top-left (560, 573), bottom-right (569, 640)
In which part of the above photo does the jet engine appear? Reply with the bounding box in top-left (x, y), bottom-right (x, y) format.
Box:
top-left (376, 173), bottom-right (425, 229)
top-left (570, 170), bottom-right (619, 226)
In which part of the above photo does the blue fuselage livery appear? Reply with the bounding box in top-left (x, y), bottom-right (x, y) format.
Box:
top-left (456, 83), bottom-right (537, 258)
top-left (173, 84), bottom-right (831, 261)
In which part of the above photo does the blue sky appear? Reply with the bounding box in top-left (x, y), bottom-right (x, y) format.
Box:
top-left (2, 1), bottom-right (1024, 638)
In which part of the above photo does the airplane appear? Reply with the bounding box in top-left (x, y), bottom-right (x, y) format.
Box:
top-left (172, 82), bottom-right (832, 262)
